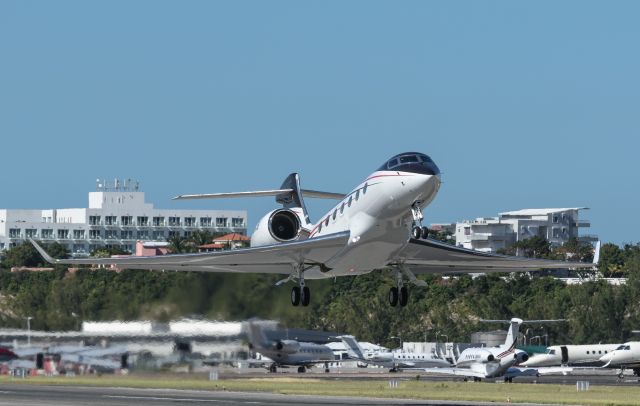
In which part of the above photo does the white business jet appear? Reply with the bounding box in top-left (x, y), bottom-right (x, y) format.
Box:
top-left (522, 343), bottom-right (620, 368)
top-left (598, 341), bottom-right (640, 377)
top-left (418, 318), bottom-right (571, 382)
top-left (30, 152), bottom-right (597, 307)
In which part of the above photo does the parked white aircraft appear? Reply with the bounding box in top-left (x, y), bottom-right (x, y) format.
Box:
top-left (245, 322), bottom-right (334, 373)
top-left (598, 342), bottom-right (640, 377)
top-left (340, 335), bottom-right (450, 371)
top-left (523, 343), bottom-right (620, 368)
top-left (30, 152), bottom-right (598, 307)
top-left (419, 319), bottom-right (570, 382)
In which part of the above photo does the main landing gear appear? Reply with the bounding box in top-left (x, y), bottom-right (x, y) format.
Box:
top-left (287, 264), bottom-right (310, 307)
top-left (388, 264), bottom-right (427, 307)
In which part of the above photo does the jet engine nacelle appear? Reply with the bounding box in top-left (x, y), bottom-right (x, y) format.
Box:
top-left (476, 350), bottom-right (495, 363)
top-left (251, 208), bottom-right (306, 247)
top-left (514, 351), bottom-right (529, 364)
top-left (274, 340), bottom-right (300, 354)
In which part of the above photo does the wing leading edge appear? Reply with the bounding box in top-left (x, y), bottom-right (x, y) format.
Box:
top-left (29, 232), bottom-right (350, 274)
top-left (395, 238), bottom-right (597, 274)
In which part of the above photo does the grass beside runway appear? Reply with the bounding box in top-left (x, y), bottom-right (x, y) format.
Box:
top-left (1, 374), bottom-right (640, 405)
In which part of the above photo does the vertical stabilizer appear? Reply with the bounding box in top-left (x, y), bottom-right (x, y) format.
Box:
top-left (244, 322), bottom-right (272, 351)
top-left (338, 336), bottom-right (366, 360)
top-left (504, 318), bottom-right (523, 350)
top-left (276, 173), bottom-right (310, 224)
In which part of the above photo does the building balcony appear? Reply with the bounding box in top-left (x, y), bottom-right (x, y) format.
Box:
top-left (578, 234), bottom-right (599, 242)
top-left (573, 220), bottom-right (591, 227)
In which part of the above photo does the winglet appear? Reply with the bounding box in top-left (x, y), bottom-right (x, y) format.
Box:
top-left (28, 238), bottom-right (58, 264)
top-left (593, 241), bottom-right (601, 266)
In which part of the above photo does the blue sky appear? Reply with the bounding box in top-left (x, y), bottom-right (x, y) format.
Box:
top-left (0, 1), bottom-right (637, 244)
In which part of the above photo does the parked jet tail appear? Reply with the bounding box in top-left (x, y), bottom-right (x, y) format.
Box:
top-left (338, 335), bottom-right (366, 360)
top-left (244, 321), bottom-right (278, 351)
top-left (480, 318), bottom-right (565, 349)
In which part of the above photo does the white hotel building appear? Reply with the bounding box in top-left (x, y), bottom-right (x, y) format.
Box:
top-left (0, 180), bottom-right (247, 256)
top-left (453, 208), bottom-right (596, 253)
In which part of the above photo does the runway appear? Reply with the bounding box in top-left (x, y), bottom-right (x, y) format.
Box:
top-left (0, 383), bottom-right (495, 406)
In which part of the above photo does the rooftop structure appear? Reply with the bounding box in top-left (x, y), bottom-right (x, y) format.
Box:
top-left (0, 179), bottom-right (247, 256)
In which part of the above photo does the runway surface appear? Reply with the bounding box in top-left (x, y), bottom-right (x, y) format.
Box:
top-left (0, 383), bottom-right (516, 406)
top-left (0, 370), bottom-right (638, 405)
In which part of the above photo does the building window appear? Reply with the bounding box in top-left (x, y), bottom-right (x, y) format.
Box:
top-left (200, 217), bottom-right (212, 227)
top-left (89, 230), bottom-right (101, 239)
top-left (168, 217), bottom-right (181, 227)
top-left (41, 229), bottom-right (53, 239)
top-left (73, 230), bottom-right (85, 239)
top-left (137, 216), bottom-right (148, 226)
top-left (232, 218), bottom-right (244, 228)
top-left (121, 216), bottom-right (133, 226)
top-left (137, 230), bottom-right (149, 240)
top-left (89, 216), bottom-right (101, 225)
top-left (216, 217), bottom-right (228, 227)
top-left (184, 217), bottom-right (196, 227)
top-left (121, 230), bottom-right (134, 239)
top-left (25, 229), bottom-right (37, 238)
top-left (73, 244), bottom-right (86, 253)
top-left (105, 216), bottom-right (117, 226)
top-left (152, 217), bottom-right (165, 227)
top-left (168, 231), bottom-right (180, 238)
top-left (152, 231), bottom-right (165, 240)
top-left (184, 231), bottom-right (192, 238)
top-left (553, 215), bottom-right (559, 223)
top-left (9, 229), bottom-right (21, 238)
top-left (57, 229), bottom-right (69, 239)
top-left (105, 230), bottom-right (118, 239)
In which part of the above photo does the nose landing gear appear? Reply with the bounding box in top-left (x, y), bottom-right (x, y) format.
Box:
top-left (411, 203), bottom-right (430, 239)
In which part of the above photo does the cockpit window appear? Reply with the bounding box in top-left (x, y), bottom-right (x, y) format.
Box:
top-left (377, 152), bottom-right (440, 176)
top-left (547, 349), bottom-right (556, 355)
top-left (615, 345), bottom-right (628, 351)
top-left (399, 155), bottom-right (419, 164)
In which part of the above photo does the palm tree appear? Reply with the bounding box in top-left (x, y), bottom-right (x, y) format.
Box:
top-left (189, 230), bottom-right (213, 247)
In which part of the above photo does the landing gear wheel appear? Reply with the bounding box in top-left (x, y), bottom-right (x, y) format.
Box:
top-left (269, 364), bottom-right (277, 373)
top-left (291, 286), bottom-right (301, 306)
top-left (297, 366), bottom-right (306, 373)
top-left (411, 226), bottom-right (422, 239)
top-left (399, 286), bottom-right (409, 307)
top-left (301, 286), bottom-right (310, 306)
top-left (388, 287), bottom-right (399, 306)
top-left (421, 226), bottom-right (429, 239)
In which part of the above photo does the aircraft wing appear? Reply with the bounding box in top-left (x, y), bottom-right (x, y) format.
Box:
top-left (419, 367), bottom-right (486, 379)
top-left (394, 238), bottom-right (597, 274)
top-left (29, 232), bottom-right (349, 274)
top-left (505, 366), bottom-right (572, 378)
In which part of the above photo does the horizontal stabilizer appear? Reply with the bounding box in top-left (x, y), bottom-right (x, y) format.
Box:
top-left (174, 189), bottom-right (345, 201)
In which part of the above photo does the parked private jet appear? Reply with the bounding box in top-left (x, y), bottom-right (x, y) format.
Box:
top-left (599, 341), bottom-right (640, 377)
top-left (340, 335), bottom-right (451, 371)
top-left (244, 321), bottom-right (335, 373)
top-left (30, 152), bottom-right (598, 307)
top-left (523, 343), bottom-right (620, 368)
top-left (418, 319), bottom-right (570, 382)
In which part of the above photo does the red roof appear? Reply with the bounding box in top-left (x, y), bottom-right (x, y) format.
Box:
top-left (212, 233), bottom-right (250, 242)
top-left (198, 243), bottom-right (226, 249)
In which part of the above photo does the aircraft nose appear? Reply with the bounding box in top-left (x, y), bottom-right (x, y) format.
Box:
top-left (599, 352), bottom-right (613, 363)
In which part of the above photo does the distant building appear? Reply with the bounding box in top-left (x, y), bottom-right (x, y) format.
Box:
top-left (452, 208), bottom-right (596, 253)
top-left (0, 179), bottom-right (247, 256)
